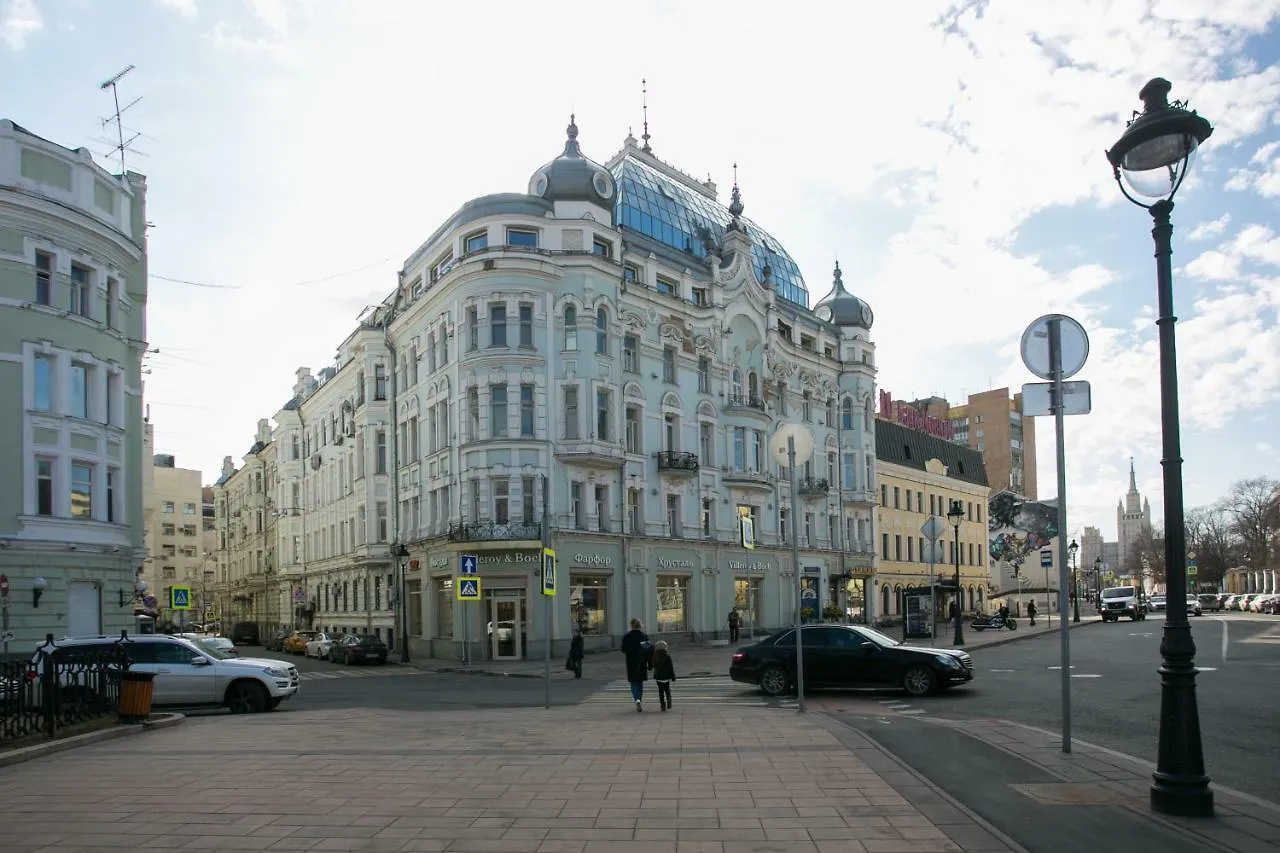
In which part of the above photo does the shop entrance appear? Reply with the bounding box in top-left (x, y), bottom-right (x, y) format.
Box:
top-left (489, 594), bottom-right (526, 660)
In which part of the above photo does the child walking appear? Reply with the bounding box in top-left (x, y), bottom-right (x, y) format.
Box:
top-left (651, 641), bottom-right (677, 711)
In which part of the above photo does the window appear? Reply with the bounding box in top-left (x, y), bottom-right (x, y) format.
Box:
top-left (731, 369), bottom-right (743, 399)
top-left (733, 427), bottom-right (745, 471)
top-left (656, 575), bottom-right (688, 633)
top-left (894, 534), bottom-right (902, 561)
top-left (70, 462), bottom-right (92, 519)
top-left (893, 486), bottom-right (900, 509)
top-left (564, 305), bottom-right (577, 351)
top-left (592, 236), bottom-right (613, 258)
top-left (184, 502), bottom-right (196, 515)
top-left (506, 227), bottom-right (538, 247)
top-left (699, 422), bottom-right (713, 466)
top-left (595, 484), bottom-right (609, 531)
top-left (882, 532), bottom-right (890, 558)
top-left (571, 575), bottom-right (608, 635)
top-left (467, 388), bottom-right (480, 439)
top-left (842, 398), bottom-right (854, 430)
top-left (489, 304), bottom-right (507, 347)
top-left (595, 389), bottom-right (611, 441)
top-left (571, 482), bottom-right (584, 528)
top-left (519, 303), bottom-right (533, 347)
top-left (36, 459), bottom-right (53, 516)
top-left (435, 579), bottom-right (454, 638)
top-left (522, 476), bottom-right (536, 524)
top-left (466, 307), bottom-right (479, 352)
top-left (701, 498), bottom-right (712, 535)
top-left (490, 385), bottom-right (508, 437)
top-left (465, 231), bottom-right (488, 254)
top-left (623, 264), bottom-right (639, 282)
top-left (33, 355), bottom-right (52, 411)
top-left (697, 357), bottom-right (710, 392)
top-left (564, 386), bottom-right (579, 439)
top-left (376, 502), bottom-right (388, 542)
top-left (595, 307), bottom-right (608, 354)
top-left (625, 406), bottom-right (641, 453)
top-left (106, 372), bottom-right (120, 425)
top-left (802, 392), bottom-right (812, 422)
top-left (662, 346), bottom-right (676, 383)
top-left (375, 430), bottom-right (387, 473)
top-left (843, 453), bottom-right (855, 491)
top-left (666, 494), bottom-right (682, 537)
top-left (656, 275), bottom-right (677, 296)
top-left (493, 480), bottom-right (509, 524)
top-left (520, 384), bottom-right (534, 437)
top-left (627, 488), bottom-right (640, 532)
top-left (430, 251), bottom-right (454, 282)
top-left (69, 362), bottom-right (88, 419)
top-left (35, 251), bottom-right (52, 305)
top-left (827, 398), bottom-right (836, 426)
top-left (691, 287), bottom-right (708, 306)
top-left (374, 365), bottom-right (387, 400)
top-left (162, 523), bottom-right (175, 536)
top-left (70, 264), bottom-right (90, 317)
top-left (106, 278), bottom-right (118, 329)
top-left (162, 501), bottom-right (175, 514)
top-left (663, 413), bottom-right (678, 451)
top-left (623, 334), bottom-right (638, 372)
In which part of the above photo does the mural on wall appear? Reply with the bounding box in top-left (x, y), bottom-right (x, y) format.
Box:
top-left (987, 490), bottom-right (1060, 592)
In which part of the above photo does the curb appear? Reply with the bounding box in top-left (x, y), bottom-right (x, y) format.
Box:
top-left (0, 712), bottom-right (184, 769)
top-left (961, 617), bottom-right (1104, 652)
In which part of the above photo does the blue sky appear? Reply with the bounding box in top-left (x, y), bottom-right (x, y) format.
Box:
top-left (3, 0), bottom-right (1278, 544)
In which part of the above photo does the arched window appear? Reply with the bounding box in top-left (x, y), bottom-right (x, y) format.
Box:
top-left (731, 369), bottom-right (743, 400)
top-left (864, 397), bottom-right (874, 430)
top-left (596, 307), bottom-right (608, 354)
top-left (564, 305), bottom-right (577, 351)
top-left (881, 585), bottom-right (891, 616)
top-left (826, 397), bottom-right (836, 426)
top-left (747, 371), bottom-right (759, 401)
top-left (842, 397), bottom-right (853, 430)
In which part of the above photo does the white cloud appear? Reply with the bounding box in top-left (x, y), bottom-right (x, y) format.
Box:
top-left (1224, 139), bottom-right (1280, 196)
top-left (1187, 213), bottom-right (1231, 240)
top-left (153, 0), bottom-right (198, 16)
top-left (0, 0), bottom-right (41, 50)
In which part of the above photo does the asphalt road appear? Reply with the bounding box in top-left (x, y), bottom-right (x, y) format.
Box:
top-left (910, 613), bottom-right (1280, 801)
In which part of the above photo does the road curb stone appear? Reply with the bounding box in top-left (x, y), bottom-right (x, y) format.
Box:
top-left (0, 712), bottom-right (184, 769)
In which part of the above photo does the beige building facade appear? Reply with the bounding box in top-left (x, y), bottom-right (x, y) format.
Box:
top-left (140, 421), bottom-right (207, 624)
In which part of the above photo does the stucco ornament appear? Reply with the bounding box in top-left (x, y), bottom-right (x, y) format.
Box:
top-left (621, 310), bottom-right (647, 331)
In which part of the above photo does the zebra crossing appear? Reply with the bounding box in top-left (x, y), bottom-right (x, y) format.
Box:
top-left (296, 666), bottom-right (427, 682)
top-left (581, 675), bottom-right (797, 709)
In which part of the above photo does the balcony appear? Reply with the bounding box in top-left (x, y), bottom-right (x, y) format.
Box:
top-left (722, 469), bottom-right (774, 491)
top-left (842, 487), bottom-right (878, 507)
top-left (448, 521), bottom-right (543, 543)
top-left (725, 394), bottom-right (768, 415)
top-left (798, 478), bottom-right (830, 497)
top-left (554, 438), bottom-right (626, 470)
top-left (655, 450), bottom-right (699, 475)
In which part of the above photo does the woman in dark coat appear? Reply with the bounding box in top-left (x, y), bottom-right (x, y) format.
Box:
top-left (619, 618), bottom-right (650, 711)
top-left (568, 628), bottom-right (585, 678)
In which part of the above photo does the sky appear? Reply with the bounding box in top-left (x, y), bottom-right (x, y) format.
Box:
top-left (3, 0), bottom-right (1278, 545)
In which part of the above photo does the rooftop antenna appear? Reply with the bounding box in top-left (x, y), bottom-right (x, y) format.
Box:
top-left (97, 65), bottom-right (146, 172)
top-left (641, 78), bottom-right (652, 152)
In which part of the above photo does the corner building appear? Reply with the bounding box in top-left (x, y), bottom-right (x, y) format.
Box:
top-left (236, 120), bottom-right (881, 661)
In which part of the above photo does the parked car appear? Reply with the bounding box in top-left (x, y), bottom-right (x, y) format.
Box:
top-left (265, 629), bottom-right (291, 652)
top-left (283, 631), bottom-right (319, 656)
top-left (328, 634), bottom-right (389, 665)
top-left (1149, 595), bottom-right (1167, 612)
top-left (197, 636), bottom-right (239, 656)
top-left (304, 632), bottom-right (342, 659)
top-left (33, 634), bottom-right (298, 713)
top-left (231, 622), bottom-right (261, 646)
top-left (729, 624), bottom-right (973, 698)
top-left (1197, 594), bottom-right (1222, 613)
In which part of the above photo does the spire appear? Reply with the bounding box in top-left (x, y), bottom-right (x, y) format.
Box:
top-left (641, 78), bottom-right (652, 152)
top-left (1128, 457), bottom-right (1137, 493)
top-left (563, 113), bottom-right (581, 157)
top-left (833, 260), bottom-right (845, 291)
top-left (727, 162), bottom-right (744, 229)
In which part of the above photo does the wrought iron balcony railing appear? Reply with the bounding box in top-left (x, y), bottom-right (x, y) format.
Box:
top-left (725, 394), bottom-right (767, 412)
top-left (799, 478), bottom-right (830, 496)
top-left (655, 450), bottom-right (699, 474)
top-left (447, 521), bottom-right (543, 542)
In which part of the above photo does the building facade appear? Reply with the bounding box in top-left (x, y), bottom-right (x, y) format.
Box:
top-left (139, 427), bottom-right (205, 626)
top-left (872, 419), bottom-right (990, 624)
top-left (214, 120), bottom-right (882, 660)
top-left (1117, 458), bottom-right (1153, 577)
top-left (210, 420), bottom-right (279, 633)
top-left (0, 119), bottom-right (149, 648)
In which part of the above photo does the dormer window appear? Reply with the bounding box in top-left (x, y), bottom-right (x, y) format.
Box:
top-left (430, 251), bottom-right (454, 283)
top-left (592, 237), bottom-right (613, 258)
top-left (777, 321), bottom-right (793, 342)
top-left (465, 232), bottom-right (488, 254)
top-left (506, 228), bottom-right (538, 248)
top-left (656, 275), bottom-right (677, 296)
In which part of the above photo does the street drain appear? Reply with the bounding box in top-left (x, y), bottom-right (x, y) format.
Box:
top-left (1012, 783), bottom-right (1140, 806)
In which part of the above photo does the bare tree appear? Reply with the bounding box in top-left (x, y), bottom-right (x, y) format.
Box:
top-left (1185, 503), bottom-right (1239, 587)
top-left (1224, 477), bottom-right (1280, 568)
top-left (1124, 523), bottom-right (1166, 583)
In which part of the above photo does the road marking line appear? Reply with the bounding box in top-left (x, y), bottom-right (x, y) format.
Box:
top-left (1222, 619), bottom-right (1229, 662)
top-left (990, 668), bottom-right (1016, 673)
top-left (1046, 666), bottom-right (1076, 670)
top-left (1197, 667), bottom-right (1218, 672)
top-left (899, 709), bottom-right (928, 715)
top-left (1071, 674), bottom-right (1102, 679)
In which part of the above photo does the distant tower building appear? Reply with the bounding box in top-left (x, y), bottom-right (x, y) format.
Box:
top-left (1116, 459), bottom-right (1152, 574)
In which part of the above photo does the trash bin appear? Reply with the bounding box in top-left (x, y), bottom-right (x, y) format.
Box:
top-left (118, 670), bottom-right (155, 723)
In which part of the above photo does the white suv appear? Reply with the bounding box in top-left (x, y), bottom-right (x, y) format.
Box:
top-left (36, 634), bottom-right (299, 714)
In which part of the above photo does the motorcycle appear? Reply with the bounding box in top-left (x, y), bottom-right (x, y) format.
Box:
top-left (971, 613), bottom-right (1018, 632)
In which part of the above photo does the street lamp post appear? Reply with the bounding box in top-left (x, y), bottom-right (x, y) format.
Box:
top-left (947, 499), bottom-right (965, 646)
top-left (1070, 540), bottom-right (1080, 623)
top-left (1094, 556), bottom-right (1104, 609)
top-left (1106, 77), bottom-right (1214, 818)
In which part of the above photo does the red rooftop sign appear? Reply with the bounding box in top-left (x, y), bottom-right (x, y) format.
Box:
top-left (879, 390), bottom-right (955, 441)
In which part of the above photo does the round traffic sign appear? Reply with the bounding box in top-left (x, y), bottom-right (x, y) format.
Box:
top-left (768, 423), bottom-right (815, 468)
top-left (1020, 314), bottom-right (1090, 380)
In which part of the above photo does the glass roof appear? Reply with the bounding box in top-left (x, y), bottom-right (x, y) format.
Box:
top-left (611, 157), bottom-right (810, 307)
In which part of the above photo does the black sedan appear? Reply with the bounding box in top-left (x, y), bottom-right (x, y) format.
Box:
top-left (729, 624), bottom-right (974, 698)
top-left (328, 634), bottom-right (388, 665)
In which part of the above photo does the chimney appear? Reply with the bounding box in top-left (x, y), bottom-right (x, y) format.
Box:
top-left (256, 418), bottom-right (271, 444)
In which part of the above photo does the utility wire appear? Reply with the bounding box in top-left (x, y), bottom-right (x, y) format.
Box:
top-left (148, 256), bottom-right (394, 290)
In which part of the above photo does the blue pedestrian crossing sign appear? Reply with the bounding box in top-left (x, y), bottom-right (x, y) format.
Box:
top-left (459, 554), bottom-right (479, 576)
top-left (541, 547), bottom-right (556, 596)
top-left (456, 577), bottom-right (482, 601)
top-left (170, 586), bottom-right (192, 611)
top-left (1040, 549), bottom-right (1053, 569)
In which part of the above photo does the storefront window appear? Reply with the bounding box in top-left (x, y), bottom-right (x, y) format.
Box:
top-left (734, 577), bottom-right (761, 631)
top-left (655, 575), bottom-right (688, 633)
top-left (570, 575), bottom-right (608, 635)
top-left (845, 578), bottom-right (866, 623)
top-left (434, 578), bottom-right (454, 638)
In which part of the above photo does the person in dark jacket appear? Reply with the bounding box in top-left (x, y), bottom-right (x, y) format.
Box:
top-left (619, 618), bottom-right (650, 711)
top-left (567, 628), bottom-right (584, 678)
top-left (727, 609), bottom-right (741, 644)
top-left (1027, 599), bottom-right (1038, 626)
top-left (651, 641), bottom-right (676, 711)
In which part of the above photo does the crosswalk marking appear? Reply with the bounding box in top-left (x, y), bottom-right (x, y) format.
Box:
top-left (581, 676), bottom-right (797, 709)
top-left (296, 667), bottom-right (426, 682)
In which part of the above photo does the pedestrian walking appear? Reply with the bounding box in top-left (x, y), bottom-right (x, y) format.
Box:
top-left (566, 628), bottom-right (584, 678)
top-left (651, 641), bottom-right (677, 711)
top-left (727, 608), bottom-right (740, 644)
top-left (620, 618), bottom-right (651, 712)
top-left (1027, 599), bottom-right (1038, 626)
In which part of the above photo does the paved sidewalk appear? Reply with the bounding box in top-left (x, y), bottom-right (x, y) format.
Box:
top-left (0, 703), bottom-right (1007, 853)
top-left (399, 616), bottom-right (1103, 681)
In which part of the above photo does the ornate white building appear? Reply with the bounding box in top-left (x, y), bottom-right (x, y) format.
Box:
top-left (1117, 458), bottom-right (1153, 579)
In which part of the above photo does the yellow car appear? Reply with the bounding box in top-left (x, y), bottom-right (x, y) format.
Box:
top-left (282, 630), bottom-right (319, 655)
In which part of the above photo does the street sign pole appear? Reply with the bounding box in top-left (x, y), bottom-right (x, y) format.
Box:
top-left (1, 574), bottom-right (10, 657)
top-left (1050, 316), bottom-right (1074, 756)
top-left (541, 475), bottom-right (552, 711)
top-left (459, 554), bottom-right (478, 668)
